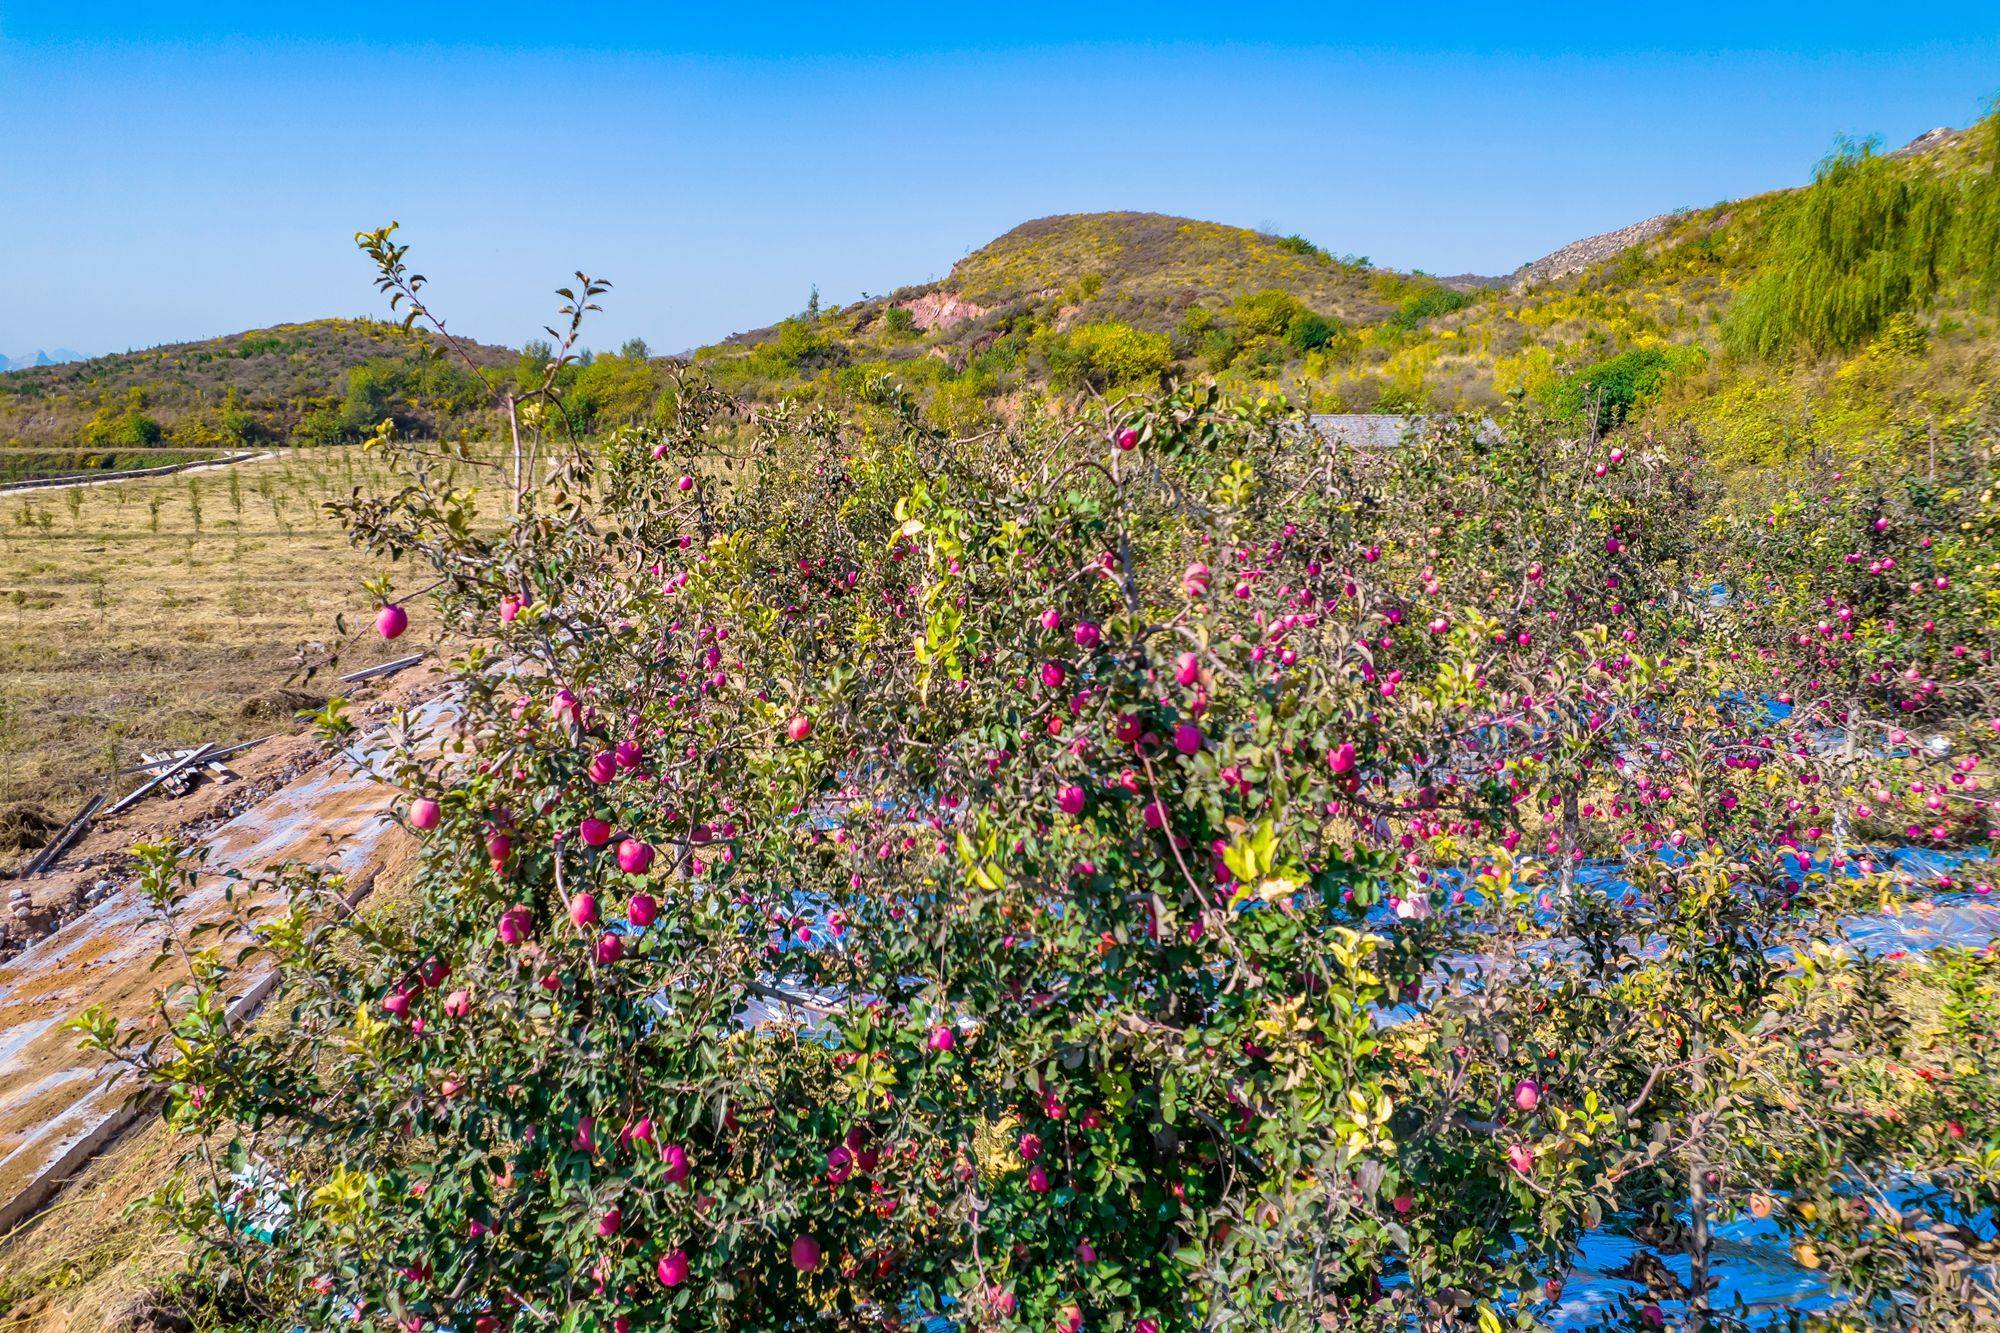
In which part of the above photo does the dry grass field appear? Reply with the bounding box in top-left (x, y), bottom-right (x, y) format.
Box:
top-left (0, 447), bottom-right (457, 868)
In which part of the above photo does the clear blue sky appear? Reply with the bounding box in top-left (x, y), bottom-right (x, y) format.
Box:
top-left (3, 2), bottom-right (1997, 357)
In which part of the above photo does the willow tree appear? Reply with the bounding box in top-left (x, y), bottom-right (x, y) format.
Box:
top-left (1724, 136), bottom-right (1959, 359)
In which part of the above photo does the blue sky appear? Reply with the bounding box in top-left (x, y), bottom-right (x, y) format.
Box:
top-left (3, 3), bottom-right (1998, 357)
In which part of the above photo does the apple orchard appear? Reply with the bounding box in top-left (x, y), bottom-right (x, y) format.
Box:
top-left (84, 258), bottom-right (2000, 1331)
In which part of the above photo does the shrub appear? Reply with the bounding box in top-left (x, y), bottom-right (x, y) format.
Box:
top-left (1228, 289), bottom-right (1306, 340)
top-left (772, 318), bottom-right (848, 372)
top-left (1385, 287), bottom-right (1475, 332)
top-left (1283, 310), bottom-right (1343, 354)
top-left (81, 399), bottom-right (167, 447)
top-left (1040, 321), bottom-right (1173, 391)
top-left (1196, 326), bottom-right (1239, 374)
top-left (217, 403), bottom-right (268, 447)
top-left (1169, 305), bottom-right (1213, 359)
top-left (1544, 344), bottom-right (1707, 432)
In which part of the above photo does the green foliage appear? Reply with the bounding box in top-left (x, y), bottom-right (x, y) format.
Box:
top-left (1169, 304), bottom-right (1213, 355)
top-left (78, 390), bottom-right (167, 447)
top-left (0, 319), bottom-right (516, 450)
top-left (216, 401), bottom-right (266, 447)
top-left (770, 318), bottom-right (846, 372)
top-left (1283, 310), bottom-right (1344, 353)
top-left (1545, 344), bottom-right (1707, 432)
top-left (514, 339), bottom-right (557, 395)
top-left (1722, 116), bottom-right (2000, 361)
top-left (1386, 285), bottom-right (1476, 332)
top-left (337, 362), bottom-right (400, 438)
top-left (110, 410), bottom-right (163, 446)
top-left (563, 349), bottom-right (677, 434)
top-left (1953, 113), bottom-right (2000, 299)
top-left (1229, 289), bottom-right (1307, 339)
top-left (1039, 320), bottom-right (1173, 391)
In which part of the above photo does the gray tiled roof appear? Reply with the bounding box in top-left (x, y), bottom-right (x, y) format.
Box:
top-left (1301, 413), bottom-right (1500, 448)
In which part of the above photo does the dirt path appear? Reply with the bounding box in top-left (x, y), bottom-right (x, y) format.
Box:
top-left (0, 672), bottom-right (444, 1234)
top-left (0, 449), bottom-right (280, 495)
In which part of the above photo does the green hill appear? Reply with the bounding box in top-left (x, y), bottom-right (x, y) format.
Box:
top-left (0, 318), bottom-right (518, 450)
top-left (693, 211), bottom-right (1487, 427)
top-left (939, 212), bottom-right (1405, 322)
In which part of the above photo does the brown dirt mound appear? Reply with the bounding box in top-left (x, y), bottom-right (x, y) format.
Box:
top-left (236, 687), bottom-right (323, 722)
top-left (0, 804), bottom-right (60, 854)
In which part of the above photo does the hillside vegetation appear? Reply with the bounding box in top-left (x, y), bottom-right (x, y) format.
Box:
top-left (694, 117), bottom-right (2000, 471)
top-left (943, 212), bottom-right (1402, 321)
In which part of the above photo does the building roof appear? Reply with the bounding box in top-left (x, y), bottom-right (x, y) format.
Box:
top-left (1301, 413), bottom-right (1500, 449)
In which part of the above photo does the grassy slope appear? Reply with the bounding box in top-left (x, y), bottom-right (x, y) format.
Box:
top-left (1412, 124), bottom-right (2000, 467)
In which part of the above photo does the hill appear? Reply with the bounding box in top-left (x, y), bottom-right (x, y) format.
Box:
top-left (692, 117), bottom-right (2000, 469)
top-left (9, 116), bottom-right (1996, 471)
top-left (693, 211), bottom-right (1487, 427)
top-left (933, 212), bottom-right (1396, 325)
top-left (0, 318), bottom-right (518, 450)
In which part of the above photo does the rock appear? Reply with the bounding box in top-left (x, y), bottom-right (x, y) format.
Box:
top-left (1511, 213), bottom-right (1680, 292)
top-left (1892, 126), bottom-right (1959, 158)
top-left (896, 290), bottom-right (990, 333)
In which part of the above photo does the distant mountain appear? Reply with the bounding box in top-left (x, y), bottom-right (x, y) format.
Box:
top-left (0, 348), bottom-right (89, 373)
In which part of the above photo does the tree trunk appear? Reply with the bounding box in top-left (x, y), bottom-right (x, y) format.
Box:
top-left (1687, 1151), bottom-right (1710, 1326)
top-left (506, 392), bottom-right (524, 513)
top-left (1558, 787), bottom-right (1579, 900)
top-left (1688, 1032), bottom-right (1712, 1328)
top-left (1833, 725), bottom-right (1856, 865)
